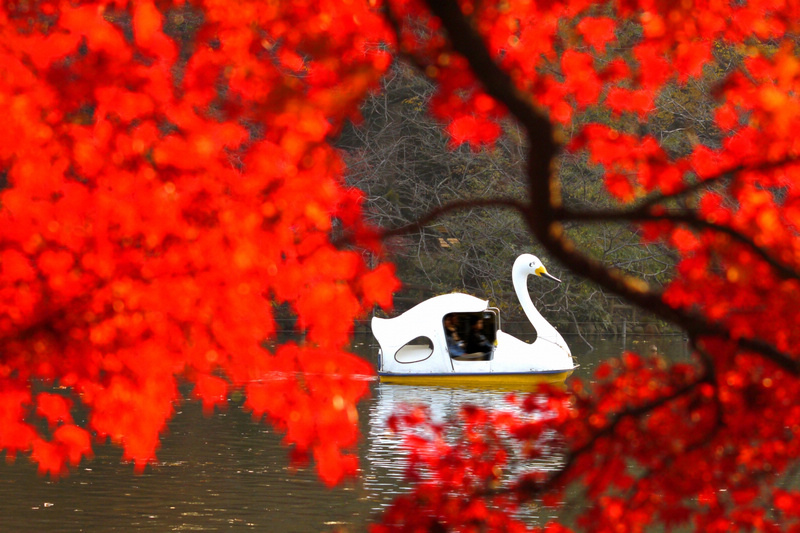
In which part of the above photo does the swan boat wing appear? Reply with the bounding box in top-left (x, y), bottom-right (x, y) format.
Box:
top-left (372, 293), bottom-right (488, 371)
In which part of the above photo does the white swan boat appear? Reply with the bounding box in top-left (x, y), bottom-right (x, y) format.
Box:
top-left (371, 254), bottom-right (577, 387)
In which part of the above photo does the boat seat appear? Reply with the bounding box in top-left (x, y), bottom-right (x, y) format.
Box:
top-left (451, 352), bottom-right (488, 361)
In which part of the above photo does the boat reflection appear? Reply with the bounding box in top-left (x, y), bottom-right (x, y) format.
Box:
top-left (363, 382), bottom-right (565, 525)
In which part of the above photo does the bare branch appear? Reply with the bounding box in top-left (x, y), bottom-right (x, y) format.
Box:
top-left (561, 207), bottom-right (800, 281)
top-left (378, 197), bottom-right (528, 239)
top-left (382, 1), bottom-right (438, 81)
top-left (509, 372), bottom-right (707, 502)
top-left (634, 155), bottom-right (800, 211)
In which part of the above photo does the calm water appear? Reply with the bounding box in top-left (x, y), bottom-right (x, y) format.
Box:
top-left (0, 335), bottom-right (688, 532)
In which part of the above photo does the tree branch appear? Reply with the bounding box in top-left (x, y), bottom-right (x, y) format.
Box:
top-left (631, 155), bottom-right (800, 211)
top-left (560, 207), bottom-right (800, 281)
top-left (377, 197), bottom-right (529, 239)
top-left (381, 0), bottom-right (434, 76)
top-left (510, 372), bottom-right (707, 501)
top-left (421, 0), bottom-right (800, 376)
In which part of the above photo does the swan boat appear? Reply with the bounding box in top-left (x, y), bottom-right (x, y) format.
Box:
top-left (371, 254), bottom-right (578, 388)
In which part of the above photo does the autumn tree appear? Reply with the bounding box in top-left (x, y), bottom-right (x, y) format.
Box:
top-left (4, 1), bottom-right (800, 532)
top-left (0, 0), bottom-right (399, 485)
top-left (372, 1), bottom-right (800, 531)
top-left (341, 63), bottom-right (675, 336)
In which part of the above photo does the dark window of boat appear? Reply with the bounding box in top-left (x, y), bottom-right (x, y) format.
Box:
top-left (443, 312), bottom-right (497, 361)
top-left (394, 336), bottom-right (434, 363)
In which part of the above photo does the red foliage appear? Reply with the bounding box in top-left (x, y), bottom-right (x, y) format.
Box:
top-left (4, 1), bottom-right (800, 532)
top-left (369, 1), bottom-right (800, 531)
top-left (0, 0), bottom-right (397, 484)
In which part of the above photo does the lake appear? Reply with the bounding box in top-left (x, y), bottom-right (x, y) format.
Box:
top-left (0, 334), bottom-right (688, 532)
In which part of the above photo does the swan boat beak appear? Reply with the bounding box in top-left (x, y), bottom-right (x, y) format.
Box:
top-left (536, 266), bottom-right (561, 283)
top-left (542, 271), bottom-right (561, 283)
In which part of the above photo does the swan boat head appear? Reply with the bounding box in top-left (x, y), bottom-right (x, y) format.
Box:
top-left (513, 253), bottom-right (561, 283)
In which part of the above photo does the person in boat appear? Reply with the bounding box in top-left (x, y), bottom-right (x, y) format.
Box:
top-left (444, 315), bottom-right (467, 357)
top-left (466, 317), bottom-right (494, 358)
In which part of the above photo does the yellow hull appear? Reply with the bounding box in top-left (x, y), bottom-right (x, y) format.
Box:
top-left (378, 369), bottom-right (574, 389)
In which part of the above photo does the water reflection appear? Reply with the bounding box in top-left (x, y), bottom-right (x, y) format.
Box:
top-left (365, 384), bottom-right (519, 501)
top-left (364, 382), bottom-right (566, 525)
top-left (0, 336), bottom-right (688, 532)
